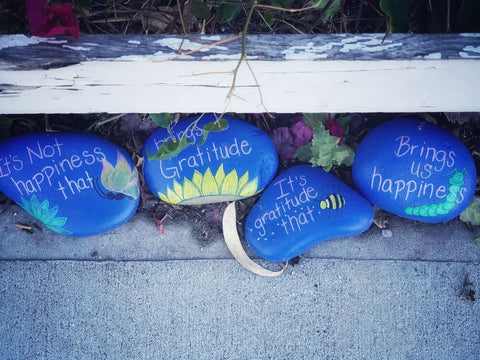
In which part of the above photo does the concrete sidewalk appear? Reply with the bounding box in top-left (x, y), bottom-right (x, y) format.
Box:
top-left (1, 203), bottom-right (479, 359)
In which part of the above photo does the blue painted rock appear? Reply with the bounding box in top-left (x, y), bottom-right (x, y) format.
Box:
top-left (0, 133), bottom-right (140, 236)
top-left (245, 165), bottom-right (374, 262)
top-left (142, 114), bottom-right (278, 205)
top-left (353, 118), bottom-right (476, 223)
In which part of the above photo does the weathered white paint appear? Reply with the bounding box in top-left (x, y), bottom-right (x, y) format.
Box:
top-left (459, 51), bottom-right (480, 58)
top-left (1, 59), bottom-right (478, 113)
top-left (424, 53), bottom-right (442, 59)
top-left (282, 42), bottom-right (331, 60)
top-left (154, 38), bottom-right (228, 52)
top-left (1, 34), bottom-right (479, 113)
top-left (201, 53), bottom-right (255, 60)
top-left (62, 45), bottom-right (91, 51)
top-left (464, 45), bottom-right (480, 53)
top-left (0, 35), bottom-right (67, 50)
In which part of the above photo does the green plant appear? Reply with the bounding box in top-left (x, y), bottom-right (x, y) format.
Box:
top-left (312, 0), bottom-right (342, 22)
top-left (296, 113), bottom-right (354, 172)
top-left (147, 114), bottom-right (228, 161)
top-left (214, 1), bottom-right (244, 24)
top-left (379, 0), bottom-right (419, 32)
top-left (460, 196), bottom-right (480, 226)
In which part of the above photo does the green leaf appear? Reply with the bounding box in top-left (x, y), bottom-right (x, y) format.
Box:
top-left (191, 0), bottom-right (212, 20)
top-left (150, 113), bottom-right (174, 128)
top-left (295, 144), bottom-right (313, 162)
top-left (202, 117), bottom-right (228, 132)
top-left (296, 122), bottom-right (355, 172)
top-left (458, 0), bottom-right (480, 32)
top-left (460, 197), bottom-right (480, 226)
top-left (147, 136), bottom-right (192, 161)
top-left (262, 12), bottom-right (275, 27)
top-left (302, 113), bottom-right (327, 129)
top-left (312, 0), bottom-right (342, 22)
top-left (331, 144), bottom-right (355, 166)
top-left (379, 0), bottom-right (418, 32)
top-left (214, 2), bottom-right (243, 24)
top-left (197, 118), bottom-right (228, 146)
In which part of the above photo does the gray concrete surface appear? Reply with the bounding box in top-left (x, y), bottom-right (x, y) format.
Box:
top-left (1, 203), bottom-right (479, 359)
top-left (1, 260), bottom-right (478, 359)
top-left (1, 204), bottom-right (479, 262)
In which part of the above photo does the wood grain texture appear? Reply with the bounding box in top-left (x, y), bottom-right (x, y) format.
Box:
top-left (1, 34), bottom-right (479, 113)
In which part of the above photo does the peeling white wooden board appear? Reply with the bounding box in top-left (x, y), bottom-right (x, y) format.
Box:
top-left (1, 34), bottom-right (479, 113)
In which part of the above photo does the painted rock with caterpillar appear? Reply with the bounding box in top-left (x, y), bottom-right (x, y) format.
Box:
top-left (352, 118), bottom-right (476, 223)
top-left (0, 133), bottom-right (140, 236)
top-left (245, 165), bottom-right (374, 262)
top-left (142, 114), bottom-right (278, 205)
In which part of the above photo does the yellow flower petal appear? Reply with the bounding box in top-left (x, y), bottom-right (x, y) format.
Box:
top-left (221, 169), bottom-right (239, 195)
top-left (239, 177), bottom-right (259, 197)
top-left (237, 171), bottom-right (249, 193)
top-left (192, 170), bottom-right (203, 189)
top-left (166, 187), bottom-right (182, 204)
top-left (214, 164), bottom-right (225, 188)
top-left (183, 178), bottom-right (201, 199)
top-left (173, 179), bottom-right (183, 199)
top-left (158, 192), bottom-right (169, 203)
top-left (201, 168), bottom-right (218, 195)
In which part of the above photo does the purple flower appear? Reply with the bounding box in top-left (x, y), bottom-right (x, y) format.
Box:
top-left (269, 127), bottom-right (295, 161)
top-left (290, 116), bottom-right (313, 149)
top-left (325, 113), bottom-right (344, 144)
top-left (26, 0), bottom-right (80, 39)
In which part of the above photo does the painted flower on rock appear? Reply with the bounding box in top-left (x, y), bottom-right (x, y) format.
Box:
top-left (26, 0), bottom-right (80, 39)
top-left (20, 194), bottom-right (72, 235)
top-left (100, 151), bottom-right (140, 201)
top-left (158, 163), bottom-right (259, 205)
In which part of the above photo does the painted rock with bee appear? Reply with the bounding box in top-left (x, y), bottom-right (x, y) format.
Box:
top-left (352, 118), bottom-right (476, 223)
top-left (142, 114), bottom-right (278, 205)
top-left (245, 165), bottom-right (373, 262)
top-left (0, 133), bottom-right (140, 236)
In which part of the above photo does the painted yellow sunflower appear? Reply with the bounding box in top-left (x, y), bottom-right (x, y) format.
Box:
top-left (158, 163), bottom-right (259, 205)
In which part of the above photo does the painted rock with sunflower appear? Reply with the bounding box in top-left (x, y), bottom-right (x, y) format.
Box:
top-left (142, 115), bottom-right (278, 205)
top-left (0, 133), bottom-right (140, 236)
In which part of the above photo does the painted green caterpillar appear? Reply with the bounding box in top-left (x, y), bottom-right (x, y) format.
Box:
top-left (404, 168), bottom-right (466, 217)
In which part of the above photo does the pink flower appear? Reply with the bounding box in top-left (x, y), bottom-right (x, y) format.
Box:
top-left (290, 116), bottom-right (313, 148)
top-left (269, 127), bottom-right (295, 161)
top-left (325, 113), bottom-right (344, 144)
top-left (26, 0), bottom-right (80, 39)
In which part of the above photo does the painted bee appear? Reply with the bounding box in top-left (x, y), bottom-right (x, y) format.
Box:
top-left (319, 193), bottom-right (346, 210)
